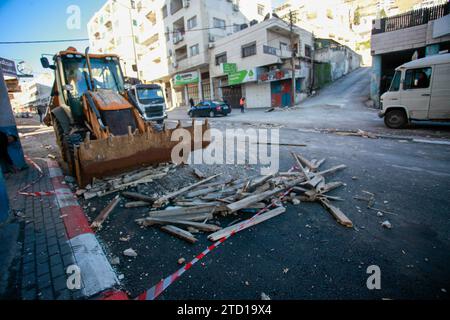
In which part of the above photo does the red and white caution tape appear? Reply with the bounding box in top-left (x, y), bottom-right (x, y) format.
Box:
top-left (136, 188), bottom-right (293, 300)
top-left (18, 156), bottom-right (71, 197)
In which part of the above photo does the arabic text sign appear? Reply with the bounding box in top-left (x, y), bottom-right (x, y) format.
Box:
top-left (0, 57), bottom-right (17, 78)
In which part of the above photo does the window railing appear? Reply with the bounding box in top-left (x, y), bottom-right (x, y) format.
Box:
top-left (372, 3), bottom-right (449, 34)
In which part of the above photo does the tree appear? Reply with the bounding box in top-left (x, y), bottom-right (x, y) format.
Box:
top-left (354, 6), bottom-right (361, 25)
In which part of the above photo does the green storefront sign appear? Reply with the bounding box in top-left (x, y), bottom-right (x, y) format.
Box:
top-left (222, 63), bottom-right (237, 75)
top-left (173, 72), bottom-right (199, 86)
top-left (228, 69), bottom-right (257, 86)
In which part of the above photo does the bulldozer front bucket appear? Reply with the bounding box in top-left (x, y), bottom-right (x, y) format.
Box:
top-left (74, 120), bottom-right (210, 187)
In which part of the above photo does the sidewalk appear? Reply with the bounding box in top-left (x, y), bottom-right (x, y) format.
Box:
top-left (2, 158), bottom-right (120, 300)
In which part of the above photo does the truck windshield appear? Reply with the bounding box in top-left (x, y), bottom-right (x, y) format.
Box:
top-left (389, 71), bottom-right (401, 92)
top-left (62, 56), bottom-right (125, 98)
top-left (137, 88), bottom-right (164, 103)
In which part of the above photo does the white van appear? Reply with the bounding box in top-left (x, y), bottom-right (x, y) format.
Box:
top-left (379, 53), bottom-right (450, 129)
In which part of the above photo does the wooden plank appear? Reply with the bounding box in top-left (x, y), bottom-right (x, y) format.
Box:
top-left (295, 154), bottom-right (315, 171)
top-left (148, 205), bottom-right (219, 217)
top-left (319, 181), bottom-right (345, 194)
top-left (91, 196), bottom-right (121, 230)
top-left (208, 207), bottom-right (286, 241)
top-left (125, 201), bottom-right (150, 208)
top-left (301, 175), bottom-right (324, 189)
top-left (291, 152), bottom-right (310, 181)
top-left (226, 187), bottom-right (284, 213)
top-left (317, 165), bottom-right (347, 177)
top-left (160, 225), bottom-right (198, 244)
top-left (153, 174), bottom-right (222, 207)
top-left (122, 192), bottom-right (155, 203)
top-left (150, 213), bottom-right (212, 222)
top-left (185, 186), bottom-right (222, 198)
top-left (138, 218), bottom-right (222, 232)
top-left (320, 199), bottom-right (353, 228)
top-left (193, 168), bottom-right (206, 179)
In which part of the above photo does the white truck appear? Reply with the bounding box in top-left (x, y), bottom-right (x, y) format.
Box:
top-left (379, 53), bottom-right (450, 129)
top-left (128, 84), bottom-right (167, 124)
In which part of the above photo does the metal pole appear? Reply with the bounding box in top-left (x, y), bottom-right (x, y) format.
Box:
top-left (129, 1), bottom-right (140, 80)
top-left (290, 11), bottom-right (296, 107)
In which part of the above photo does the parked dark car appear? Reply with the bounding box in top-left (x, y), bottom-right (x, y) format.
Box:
top-left (188, 100), bottom-right (231, 118)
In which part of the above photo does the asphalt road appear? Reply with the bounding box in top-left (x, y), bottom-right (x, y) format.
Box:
top-left (82, 122), bottom-right (450, 300)
top-left (169, 67), bottom-right (450, 140)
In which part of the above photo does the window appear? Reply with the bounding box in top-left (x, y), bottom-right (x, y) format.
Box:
top-left (389, 71), bottom-right (401, 92)
top-left (190, 44), bottom-right (199, 56)
top-left (213, 18), bottom-right (226, 30)
top-left (242, 42), bottom-right (257, 58)
top-left (215, 53), bottom-right (227, 66)
top-left (280, 42), bottom-right (288, 51)
top-left (305, 45), bottom-right (312, 58)
top-left (257, 4), bottom-right (265, 16)
top-left (404, 67), bottom-right (432, 90)
top-left (187, 16), bottom-right (197, 30)
top-left (162, 5), bottom-right (168, 18)
top-left (233, 24), bottom-right (241, 33)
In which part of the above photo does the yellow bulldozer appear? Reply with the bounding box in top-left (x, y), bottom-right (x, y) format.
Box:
top-left (41, 47), bottom-right (209, 187)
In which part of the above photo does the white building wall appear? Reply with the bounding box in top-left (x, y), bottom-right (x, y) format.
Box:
top-left (245, 82), bottom-right (271, 109)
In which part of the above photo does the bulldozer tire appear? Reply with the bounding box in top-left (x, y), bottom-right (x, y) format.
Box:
top-left (53, 118), bottom-right (68, 162)
top-left (64, 133), bottom-right (84, 178)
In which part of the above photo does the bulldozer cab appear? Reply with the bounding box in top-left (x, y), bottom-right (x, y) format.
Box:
top-left (59, 53), bottom-right (125, 125)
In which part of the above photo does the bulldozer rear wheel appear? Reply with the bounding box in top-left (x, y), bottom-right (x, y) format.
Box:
top-left (65, 134), bottom-right (83, 178)
top-left (53, 118), bottom-right (68, 162)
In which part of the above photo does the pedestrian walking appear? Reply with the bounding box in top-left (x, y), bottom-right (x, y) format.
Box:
top-left (37, 106), bottom-right (44, 124)
top-left (239, 97), bottom-right (246, 113)
top-left (189, 98), bottom-right (195, 109)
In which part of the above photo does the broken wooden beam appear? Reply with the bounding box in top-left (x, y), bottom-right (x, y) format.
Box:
top-left (160, 225), bottom-right (198, 244)
top-left (316, 165), bottom-right (347, 177)
top-left (125, 201), bottom-right (150, 208)
top-left (122, 192), bottom-right (155, 203)
top-left (193, 168), bottom-right (206, 179)
top-left (153, 173), bottom-right (222, 207)
top-left (226, 187), bottom-right (284, 213)
top-left (137, 218), bottom-right (222, 232)
top-left (208, 207), bottom-right (286, 241)
top-left (320, 199), bottom-right (353, 228)
top-left (319, 181), bottom-right (345, 194)
top-left (91, 195), bottom-right (121, 230)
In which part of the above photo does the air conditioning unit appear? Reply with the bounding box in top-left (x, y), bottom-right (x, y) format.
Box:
top-left (232, 4), bottom-right (239, 11)
top-left (183, 0), bottom-right (190, 8)
top-left (208, 43), bottom-right (215, 49)
top-left (172, 62), bottom-right (178, 68)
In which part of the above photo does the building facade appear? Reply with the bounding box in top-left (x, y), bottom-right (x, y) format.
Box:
top-left (88, 0), bottom-right (141, 78)
top-left (370, 2), bottom-right (450, 107)
top-left (209, 17), bottom-right (314, 109)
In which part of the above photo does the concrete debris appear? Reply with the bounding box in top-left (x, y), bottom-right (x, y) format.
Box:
top-left (123, 248), bottom-right (138, 257)
top-left (381, 221), bottom-right (392, 229)
top-left (178, 258), bottom-right (186, 265)
top-left (261, 292), bottom-right (271, 300)
top-left (110, 257), bottom-right (120, 265)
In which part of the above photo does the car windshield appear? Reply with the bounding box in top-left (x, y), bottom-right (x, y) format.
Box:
top-left (62, 56), bottom-right (124, 97)
top-left (213, 100), bottom-right (226, 105)
top-left (137, 88), bottom-right (164, 102)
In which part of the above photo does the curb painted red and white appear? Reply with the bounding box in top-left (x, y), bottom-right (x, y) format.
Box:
top-left (45, 159), bottom-right (123, 299)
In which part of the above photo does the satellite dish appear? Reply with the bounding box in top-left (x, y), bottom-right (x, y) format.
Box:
top-left (17, 61), bottom-right (34, 77)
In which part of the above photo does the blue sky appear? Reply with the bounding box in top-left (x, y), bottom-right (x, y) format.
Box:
top-left (0, 0), bottom-right (283, 75)
top-left (0, 0), bottom-right (105, 74)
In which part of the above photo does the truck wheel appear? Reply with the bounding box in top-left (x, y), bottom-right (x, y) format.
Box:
top-left (384, 109), bottom-right (407, 129)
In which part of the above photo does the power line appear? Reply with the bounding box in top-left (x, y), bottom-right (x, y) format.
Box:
top-left (0, 39), bottom-right (90, 45)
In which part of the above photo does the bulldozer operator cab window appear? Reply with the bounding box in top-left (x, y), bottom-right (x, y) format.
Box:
top-left (62, 56), bottom-right (125, 99)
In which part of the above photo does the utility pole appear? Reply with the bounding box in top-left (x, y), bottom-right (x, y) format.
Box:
top-left (289, 10), bottom-right (297, 107)
top-left (128, 0), bottom-right (140, 81)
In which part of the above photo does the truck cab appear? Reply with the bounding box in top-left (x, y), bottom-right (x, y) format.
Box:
top-left (379, 53), bottom-right (450, 129)
top-left (128, 84), bottom-right (167, 124)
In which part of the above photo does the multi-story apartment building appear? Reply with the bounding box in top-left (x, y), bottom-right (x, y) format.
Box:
top-left (89, 0), bottom-right (271, 108)
top-left (163, 0), bottom-right (272, 107)
top-left (274, 0), bottom-right (357, 50)
top-left (209, 17), bottom-right (314, 109)
top-left (87, 0), bottom-right (141, 78)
